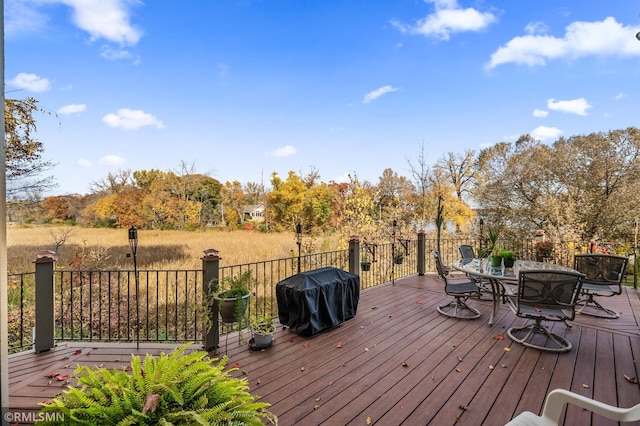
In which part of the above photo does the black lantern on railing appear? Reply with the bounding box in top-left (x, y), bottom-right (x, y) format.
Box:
top-left (128, 226), bottom-right (140, 350)
top-left (296, 223), bottom-right (302, 272)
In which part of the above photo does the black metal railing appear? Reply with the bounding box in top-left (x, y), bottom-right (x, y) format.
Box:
top-left (7, 237), bottom-right (637, 353)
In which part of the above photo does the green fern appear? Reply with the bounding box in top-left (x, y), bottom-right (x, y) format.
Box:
top-left (37, 343), bottom-right (277, 425)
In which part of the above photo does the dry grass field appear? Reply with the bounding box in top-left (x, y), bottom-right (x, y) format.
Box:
top-left (7, 224), bottom-right (340, 274)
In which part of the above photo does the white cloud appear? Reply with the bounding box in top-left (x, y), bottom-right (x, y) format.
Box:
top-left (533, 109), bottom-right (548, 118)
top-left (77, 158), bottom-right (92, 168)
top-left (392, 0), bottom-right (497, 40)
top-left (98, 155), bottom-right (126, 166)
top-left (530, 126), bottom-right (563, 142)
top-left (615, 92), bottom-right (627, 100)
top-left (363, 85), bottom-right (399, 104)
top-left (100, 46), bottom-right (134, 60)
top-left (56, 0), bottom-right (142, 45)
top-left (102, 108), bottom-right (165, 130)
top-left (270, 145), bottom-right (297, 158)
top-left (547, 98), bottom-right (592, 115)
top-left (58, 104), bottom-right (87, 115)
top-left (9, 72), bottom-right (50, 92)
top-left (487, 17), bottom-right (640, 69)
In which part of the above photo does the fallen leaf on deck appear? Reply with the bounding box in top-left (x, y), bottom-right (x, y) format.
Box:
top-left (493, 334), bottom-right (504, 340)
top-left (300, 366), bottom-right (305, 371)
top-left (364, 347), bottom-right (369, 351)
top-left (256, 379), bottom-right (261, 385)
top-left (123, 365), bottom-right (132, 371)
top-left (46, 372), bottom-right (60, 378)
top-left (73, 350), bottom-right (82, 355)
top-left (142, 393), bottom-right (160, 414)
top-left (582, 384), bottom-right (589, 388)
top-left (366, 416), bottom-right (372, 424)
top-left (371, 306), bottom-right (377, 310)
top-left (315, 397), bottom-right (321, 402)
top-left (56, 375), bottom-right (70, 381)
top-left (504, 347), bottom-right (511, 352)
top-left (233, 362), bottom-right (240, 368)
top-left (459, 405), bottom-right (468, 411)
top-left (500, 363), bottom-right (507, 368)
top-left (489, 365), bottom-right (494, 370)
top-left (624, 375), bottom-right (639, 384)
top-left (335, 343), bottom-right (343, 348)
top-left (328, 380), bottom-right (334, 386)
top-left (455, 368), bottom-right (462, 373)
top-left (416, 300), bottom-right (422, 304)
top-left (314, 404), bottom-right (320, 410)
top-left (303, 343), bottom-right (309, 347)
top-left (457, 356), bottom-right (463, 362)
top-left (402, 361), bottom-right (410, 367)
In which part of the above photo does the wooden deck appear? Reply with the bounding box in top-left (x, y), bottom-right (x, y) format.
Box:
top-left (9, 274), bottom-right (640, 425)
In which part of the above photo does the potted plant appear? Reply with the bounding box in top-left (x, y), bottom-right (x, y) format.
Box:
top-left (535, 240), bottom-right (554, 261)
top-left (250, 315), bottom-right (275, 349)
top-left (360, 254), bottom-right (372, 271)
top-left (394, 249), bottom-right (404, 264)
top-left (484, 226), bottom-right (503, 266)
top-left (38, 343), bottom-right (277, 425)
top-left (214, 270), bottom-right (252, 325)
top-left (498, 249), bottom-right (515, 267)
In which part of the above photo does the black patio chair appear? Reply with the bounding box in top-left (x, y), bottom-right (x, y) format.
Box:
top-left (458, 244), bottom-right (493, 298)
top-left (573, 254), bottom-right (629, 319)
top-left (504, 269), bottom-right (584, 353)
top-left (433, 250), bottom-right (481, 319)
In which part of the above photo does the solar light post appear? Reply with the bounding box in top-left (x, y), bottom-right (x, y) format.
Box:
top-left (128, 227), bottom-right (140, 351)
top-left (479, 218), bottom-right (484, 252)
top-left (296, 223), bottom-right (302, 272)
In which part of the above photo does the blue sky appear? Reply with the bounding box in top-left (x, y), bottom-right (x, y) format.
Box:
top-left (5, 0), bottom-right (640, 195)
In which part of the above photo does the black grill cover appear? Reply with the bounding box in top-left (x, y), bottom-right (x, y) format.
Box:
top-left (276, 267), bottom-right (360, 336)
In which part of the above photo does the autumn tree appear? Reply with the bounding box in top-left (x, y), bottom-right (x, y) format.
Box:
top-left (5, 97), bottom-right (56, 197)
top-left (342, 174), bottom-right (377, 242)
top-left (221, 181), bottom-right (247, 227)
top-left (375, 168), bottom-right (415, 233)
top-left (266, 171), bottom-right (308, 231)
top-left (407, 143), bottom-right (432, 230)
top-left (475, 128), bottom-right (640, 241)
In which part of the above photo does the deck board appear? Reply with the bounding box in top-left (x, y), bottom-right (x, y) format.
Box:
top-left (8, 274), bottom-right (640, 425)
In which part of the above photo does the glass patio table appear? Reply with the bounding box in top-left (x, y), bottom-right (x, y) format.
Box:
top-left (451, 258), bottom-right (578, 326)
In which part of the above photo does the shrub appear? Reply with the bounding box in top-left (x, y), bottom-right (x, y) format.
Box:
top-left (37, 344), bottom-right (277, 425)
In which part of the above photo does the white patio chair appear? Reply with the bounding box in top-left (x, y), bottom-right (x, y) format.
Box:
top-left (506, 388), bottom-right (640, 425)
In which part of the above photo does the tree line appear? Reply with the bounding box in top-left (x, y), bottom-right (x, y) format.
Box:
top-left (6, 98), bottom-right (640, 244)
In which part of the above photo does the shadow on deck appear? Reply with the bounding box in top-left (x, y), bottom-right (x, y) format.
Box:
top-left (9, 274), bottom-right (640, 425)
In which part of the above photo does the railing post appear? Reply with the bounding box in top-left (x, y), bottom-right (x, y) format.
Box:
top-left (202, 249), bottom-right (220, 351)
top-left (418, 231), bottom-right (426, 276)
top-left (34, 251), bottom-right (56, 353)
top-left (349, 236), bottom-right (360, 275)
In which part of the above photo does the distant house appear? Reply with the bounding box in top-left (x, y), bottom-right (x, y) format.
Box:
top-left (243, 204), bottom-right (265, 222)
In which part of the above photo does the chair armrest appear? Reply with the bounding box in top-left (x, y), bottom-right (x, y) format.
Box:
top-left (542, 389), bottom-right (640, 423)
